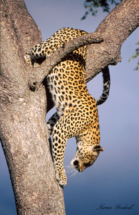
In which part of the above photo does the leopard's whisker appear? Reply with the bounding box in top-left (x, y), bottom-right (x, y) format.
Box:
top-left (66, 169), bottom-right (74, 173)
top-left (65, 166), bottom-right (75, 174)
top-left (65, 165), bottom-right (73, 172)
top-left (65, 165), bottom-right (73, 168)
top-left (70, 169), bottom-right (78, 177)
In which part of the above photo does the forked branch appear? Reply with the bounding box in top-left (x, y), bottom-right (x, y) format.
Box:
top-left (27, 0), bottom-right (139, 90)
top-left (28, 32), bottom-right (103, 90)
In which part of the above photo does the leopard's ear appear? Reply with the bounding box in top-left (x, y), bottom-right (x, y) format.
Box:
top-left (94, 145), bottom-right (104, 152)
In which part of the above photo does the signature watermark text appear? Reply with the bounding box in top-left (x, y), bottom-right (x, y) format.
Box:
top-left (96, 204), bottom-right (135, 211)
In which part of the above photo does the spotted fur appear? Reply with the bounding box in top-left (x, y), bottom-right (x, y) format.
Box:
top-left (25, 28), bottom-right (109, 186)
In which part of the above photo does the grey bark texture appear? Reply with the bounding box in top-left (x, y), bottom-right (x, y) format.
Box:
top-left (0, 0), bottom-right (65, 214)
top-left (0, 0), bottom-right (139, 214)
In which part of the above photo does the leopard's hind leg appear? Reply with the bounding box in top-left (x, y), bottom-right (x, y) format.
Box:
top-left (47, 112), bottom-right (59, 136)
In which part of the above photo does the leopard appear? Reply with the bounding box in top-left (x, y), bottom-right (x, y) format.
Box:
top-left (24, 27), bottom-right (110, 186)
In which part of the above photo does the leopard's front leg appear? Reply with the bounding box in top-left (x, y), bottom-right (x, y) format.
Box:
top-left (52, 112), bottom-right (78, 186)
top-left (52, 122), bottom-right (67, 186)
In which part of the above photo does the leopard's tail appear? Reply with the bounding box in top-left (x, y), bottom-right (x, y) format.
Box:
top-left (96, 66), bottom-right (110, 106)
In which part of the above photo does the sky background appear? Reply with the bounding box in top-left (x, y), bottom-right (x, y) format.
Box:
top-left (0, 0), bottom-right (139, 214)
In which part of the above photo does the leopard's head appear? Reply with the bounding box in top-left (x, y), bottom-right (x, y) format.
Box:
top-left (70, 142), bottom-right (104, 172)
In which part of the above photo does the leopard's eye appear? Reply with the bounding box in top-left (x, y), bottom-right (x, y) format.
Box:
top-left (84, 162), bottom-right (90, 168)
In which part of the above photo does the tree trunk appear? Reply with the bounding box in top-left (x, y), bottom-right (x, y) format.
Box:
top-left (0, 0), bottom-right (65, 214)
top-left (0, 0), bottom-right (138, 214)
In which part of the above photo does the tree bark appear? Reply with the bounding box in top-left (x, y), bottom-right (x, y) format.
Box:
top-left (86, 0), bottom-right (139, 81)
top-left (0, 0), bottom-right (65, 214)
top-left (0, 0), bottom-right (138, 214)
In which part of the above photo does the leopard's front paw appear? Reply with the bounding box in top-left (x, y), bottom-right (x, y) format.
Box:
top-left (55, 169), bottom-right (67, 186)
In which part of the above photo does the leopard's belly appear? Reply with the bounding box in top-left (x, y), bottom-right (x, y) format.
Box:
top-left (47, 57), bottom-right (88, 116)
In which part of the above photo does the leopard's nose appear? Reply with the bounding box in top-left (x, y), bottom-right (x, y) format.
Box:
top-left (73, 160), bottom-right (79, 167)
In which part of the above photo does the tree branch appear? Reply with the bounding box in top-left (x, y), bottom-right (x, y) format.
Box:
top-left (28, 33), bottom-right (104, 90)
top-left (27, 0), bottom-right (139, 91)
top-left (86, 0), bottom-right (139, 81)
